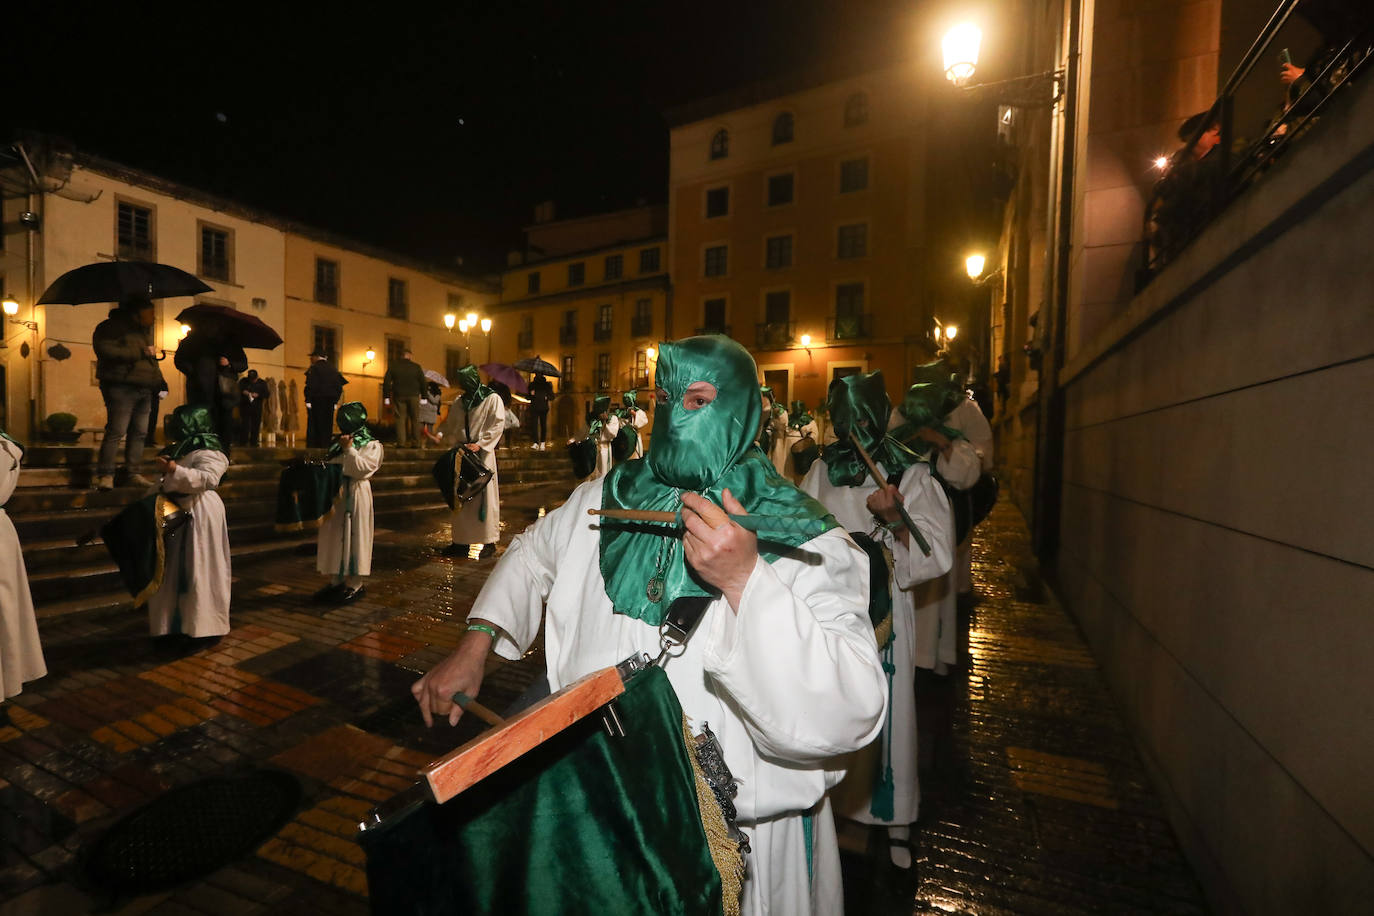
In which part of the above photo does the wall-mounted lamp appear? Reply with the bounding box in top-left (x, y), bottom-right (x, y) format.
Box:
top-left (179, 323), bottom-right (192, 339)
top-left (799, 333), bottom-right (812, 350)
top-left (965, 253), bottom-right (986, 281)
top-left (944, 325), bottom-right (959, 341)
top-left (942, 22), bottom-right (981, 85)
top-left (645, 346), bottom-right (657, 361)
top-left (941, 21), bottom-right (1063, 105)
top-left (3, 297), bottom-right (37, 331)
top-left (2, 298), bottom-right (18, 316)
top-left (363, 348), bottom-right (377, 371)
top-left (444, 313), bottom-right (457, 330)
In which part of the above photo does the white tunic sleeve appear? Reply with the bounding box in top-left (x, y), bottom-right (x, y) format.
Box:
top-left (599, 415), bottom-right (620, 442)
top-left (337, 440), bottom-right (383, 479)
top-left (161, 450), bottom-right (229, 494)
top-left (469, 397), bottom-right (506, 452)
top-left (946, 398), bottom-right (994, 473)
top-left (700, 531), bottom-right (887, 765)
top-left (935, 437), bottom-right (983, 490)
top-left (889, 466), bottom-right (955, 588)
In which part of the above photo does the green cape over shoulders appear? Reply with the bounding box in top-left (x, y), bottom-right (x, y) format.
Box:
top-left (599, 336), bottom-right (836, 625)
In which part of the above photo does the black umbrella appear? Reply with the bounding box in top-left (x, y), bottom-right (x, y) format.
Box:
top-left (37, 261), bottom-right (213, 305)
top-left (512, 356), bottom-right (561, 377)
top-left (175, 304), bottom-right (283, 350)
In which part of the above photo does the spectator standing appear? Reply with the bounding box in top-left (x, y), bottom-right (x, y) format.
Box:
top-left (144, 379), bottom-right (169, 447)
top-left (238, 370), bottom-right (271, 447)
top-left (91, 296), bottom-right (164, 490)
top-left (418, 381), bottom-right (443, 447)
top-left (382, 349), bottom-right (426, 448)
top-left (994, 355), bottom-right (1011, 413)
top-left (174, 327), bottom-right (247, 451)
top-left (304, 349), bottom-right (347, 449)
top-left (526, 372), bottom-right (554, 450)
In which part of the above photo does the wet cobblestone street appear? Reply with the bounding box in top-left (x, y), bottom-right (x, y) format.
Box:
top-left (1, 484), bottom-right (1209, 914)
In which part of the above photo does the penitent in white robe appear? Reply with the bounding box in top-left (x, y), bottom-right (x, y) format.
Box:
top-left (148, 449), bottom-right (232, 638)
top-left (1, 439), bottom-right (46, 699)
top-left (624, 408), bottom-right (648, 459)
top-left (474, 477), bottom-right (888, 916)
top-left (944, 396), bottom-right (994, 594)
top-left (316, 440), bottom-right (383, 578)
top-left (801, 458), bottom-right (953, 826)
top-left (589, 414), bottom-right (620, 480)
top-left (440, 395), bottom-right (504, 546)
top-left (782, 419), bottom-right (820, 482)
top-left (767, 408), bottom-right (790, 475)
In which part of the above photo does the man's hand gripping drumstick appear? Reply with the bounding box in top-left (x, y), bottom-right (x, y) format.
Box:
top-left (680, 488), bottom-right (758, 614)
top-left (411, 621), bottom-right (497, 727)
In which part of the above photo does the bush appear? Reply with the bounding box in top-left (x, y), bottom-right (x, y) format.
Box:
top-left (44, 412), bottom-right (78, 434)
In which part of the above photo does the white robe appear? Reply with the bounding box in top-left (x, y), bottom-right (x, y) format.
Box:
top-left (782, 419), bottom-right (820, 482)
top-left (623, 408), bottom-right (648, 459)
top-left (801, 457), bottom-right (954, 826)
top-left (944, 397), bottom-right (994, 595)
top-left (1, 439), bottom-right (46, 699)
top-left (316, 440), bottom-right (383, 578)
top-left (589, 414), bottom-right (620, 480)
top-left (475, 478), bottom-right (888, 916)
top-left (148, 449), bottom-right (232, 638)
top-left (440, 395), bottom-right (504, 545)
top-left (767, 408), bottom-right (790, 475)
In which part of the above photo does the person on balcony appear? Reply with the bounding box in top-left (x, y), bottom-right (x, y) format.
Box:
top-left (1148, 111), bottom-right (1223, 261)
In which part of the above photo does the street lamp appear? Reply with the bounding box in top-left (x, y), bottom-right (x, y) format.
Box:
top-left (799, 333), bottom-right (812, 348)
top-left (945, 325), bottom-right (959, 342)
top-left (444, 313), bottom-right (456, 330)
top-left (363, 348), bottom-right (376, 371)
top-left (480, 317), bottom-right (493, 362)
top-left (965, 253), bottom-right (986, 281)
top-left (942, 22), bottom-right (981, 85)
top-left (465, 311), bottom-right (478, 328)
top-left (179, 323), bottom-right (192, 339)
top-left (1, 298), bottom-right (17, 316)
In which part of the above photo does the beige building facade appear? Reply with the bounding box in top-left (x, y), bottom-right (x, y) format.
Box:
top-left (0, 140), bottom-right (494, 442)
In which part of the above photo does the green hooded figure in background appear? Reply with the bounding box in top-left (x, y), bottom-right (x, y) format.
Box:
top-left (164, 405), bottom-right (225, 460)
top-left (600, 335), bottom-right (836, 624)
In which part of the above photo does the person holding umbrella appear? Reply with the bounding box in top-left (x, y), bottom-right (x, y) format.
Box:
top-left (315, 403), bottom-right (383, 604)
top-left (91, 296), bottom-right (165, 490)
top-left (304, 349), bottom-right (347, 449)
top-left (383, 349), bottom-right (427, 448)
top-left (174, 326), bottom-right (247, 451)
top-left (526, 372), bottom-right (554, 450)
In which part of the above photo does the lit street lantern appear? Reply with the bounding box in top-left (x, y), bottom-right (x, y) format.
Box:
top-left (965, 253), bottom-right (986, 280)
top-left (480, 317), bottom-right (492, 333)
top-left (1, 298), bottom-right (18, 316)
top-left (945, 325), bottom-right (959, 341)
top-left (444, 313), bottom-right (456, 330)
top-left (942, 22), bottom-right (981, 85)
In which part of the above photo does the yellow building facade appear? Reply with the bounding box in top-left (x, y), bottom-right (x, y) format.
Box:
top-left (0, 140), bottom-right (494, 442)
top-left (493, 212), bottom-right (667, 439)
top-left (668, 66), bottom-right (941, 409)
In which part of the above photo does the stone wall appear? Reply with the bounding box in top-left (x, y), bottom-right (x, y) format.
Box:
top-left (1054, 73), bottom-right (1374, 914)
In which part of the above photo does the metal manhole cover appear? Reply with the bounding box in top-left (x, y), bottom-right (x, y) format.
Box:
top-left (85, 769), bottom-right (302, 894)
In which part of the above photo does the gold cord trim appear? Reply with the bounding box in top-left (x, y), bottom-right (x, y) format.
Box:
top-left (681, 715), bottom-right (744, 916)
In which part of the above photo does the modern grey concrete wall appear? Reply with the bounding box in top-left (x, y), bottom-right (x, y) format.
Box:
top-left (1054, 75), bottom-right (1374, 914)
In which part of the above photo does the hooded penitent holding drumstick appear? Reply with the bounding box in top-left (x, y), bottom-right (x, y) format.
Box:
top-left (412, 335), bottom-right (887, 916)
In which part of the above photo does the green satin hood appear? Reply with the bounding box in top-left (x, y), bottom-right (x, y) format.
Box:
top-left (888, 382), bottom-right (964, 456)
top-left (788, 399), bottom-right (813, 429)
top-left (328, 401), bottom-right (375, 456)
top-left (599, 335), bottom-right (837, 624)
top-left (820, 370), bottom-right (919, 487)
top-left (910, 359), bottom-right (965, 417)
top-left (165, 405), bottom-right (224, 460)
top-left (456, 365), bottom-right (493, 411)
top-left (621, 390), bottom-right (639, 409)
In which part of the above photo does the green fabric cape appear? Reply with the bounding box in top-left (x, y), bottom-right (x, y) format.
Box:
top-left (455, 365), bottom-right (493, 412)
top-left (275, 461), bottom-right (344, 531)
top-left (600, 335), bottom-right (836, 625)
top-left (887, 381), bottom-right (964, 458)
top-left (358, 666), bottom-right (734, 916)
top-left (820, 369), bottom-right (920, 488)
top-left (164, 406), bottom-right (224, 460)
top-left (326, 402), bottom-right (374, 458)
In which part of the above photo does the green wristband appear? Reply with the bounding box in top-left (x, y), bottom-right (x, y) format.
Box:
top-left (466, 622), bottom-right (498, 640)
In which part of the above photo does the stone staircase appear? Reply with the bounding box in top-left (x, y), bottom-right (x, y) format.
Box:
top-left (10, 444), bottom-right (577, 619)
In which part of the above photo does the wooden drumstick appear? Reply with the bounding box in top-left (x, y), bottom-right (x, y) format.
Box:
top-left (847, 437), bottom-right (933, 556)
top-left (587, 508), bottom-right (828, 537)
top-left (450, 691), bottom-right (506, 727)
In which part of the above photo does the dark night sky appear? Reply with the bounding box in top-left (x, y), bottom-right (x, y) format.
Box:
top-left (9, 0), bottom-right (997, 274)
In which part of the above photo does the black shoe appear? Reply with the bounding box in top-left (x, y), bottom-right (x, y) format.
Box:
top-left (477, 543), bottom-right (496, 559)
top-left (339, 585), bottom-right (366, 604)
top-left (314, 583), bottom-right (347, 602)
top-left (441, 543), bottom-right (469, 557)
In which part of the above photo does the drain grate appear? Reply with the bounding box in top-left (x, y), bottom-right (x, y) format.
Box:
top-left (85, 769), bottom-right (302, 894)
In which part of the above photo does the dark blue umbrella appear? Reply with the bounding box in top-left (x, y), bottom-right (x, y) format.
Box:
top-left (37, 261), bottom-right (212, 305)
top-left (512, 356), bottom-right (560, 377)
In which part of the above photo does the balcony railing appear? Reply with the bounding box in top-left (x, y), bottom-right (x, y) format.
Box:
top-left (559, 325), bottom-right (577, 345)
top-left (630, 314), bottom-right (652, 337)
top-left (593, 322), bottom-right (613, 342)
top-left (1141, 0), bottom-right (1372, 284)
top-left (696, 324), bottom-right (731, 336)
top-left (755, 321), bottom-right (795, 349)
top-left (827, 313), bottom-right (872, 341)
top-left (517, 330), bottom-right (533, 349)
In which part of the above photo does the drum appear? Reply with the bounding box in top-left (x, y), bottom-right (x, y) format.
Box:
top-left (101, 493), bottom-right (191, 605)
top-left (567, 436), bottom-right (597, 479)
top-left (358, 661), bottom-right (746, 916)
top-left (432, 448), bottom-right (494, 510)
top-left (790, 434), bottom-right (819, 477)
top-left (275, 460), bottom-right (344, 532)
